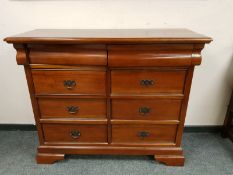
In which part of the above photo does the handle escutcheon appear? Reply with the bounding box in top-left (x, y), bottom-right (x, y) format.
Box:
top-left (139, 107), bottom-right (151, 116)
top-left (138, 131), bottom-right (150, 138)
top-left (140, 80), bottom-right (154, 87)
top-left (64, 80), bottom-right (76, 89)
top-left (67, 106), bottom-right (79, 114)
top-left (70, 130), bottom-right (81, 139)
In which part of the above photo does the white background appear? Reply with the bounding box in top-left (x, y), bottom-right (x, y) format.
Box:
top-left (0, 0), bottom-right (233, 125)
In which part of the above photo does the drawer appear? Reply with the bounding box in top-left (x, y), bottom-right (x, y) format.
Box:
top-left (111, 70), bottom-right (186, 94)
top-left (38, 98), bottom-right (106, 119)
top-left (43, 124), bottom-right (107, 143)
top-left (111, 99), bottom-right (182, 120)
top-left (32, 70), bottom-right (106, 95)
top-left (29, 44), bottom-right (107, 66)
top-left (108, 44), bottom-right (194, 67)
top-left (111, 124), bottom-right (177, 144)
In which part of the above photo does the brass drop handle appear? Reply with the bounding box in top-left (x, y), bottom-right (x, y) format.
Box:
top-left (139, 107), bottom-right (151, 115)
top-left (138, 131), bottom-right (150, 138)
top-left (64, 80), bottom-right (76, 89)
top-left (67, 106), bottom-right (79, 114)
top-left (70, 130), bottom-right (81, 139)
top-left (140, 80), bottom-right (154, 87)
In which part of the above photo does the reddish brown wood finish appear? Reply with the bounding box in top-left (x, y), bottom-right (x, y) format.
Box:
top-left (4, 29), bottom-right (212, 44)
top-left (111, 124), bottom-right (177, 144)
top-left (108, 44), bottom-right (195, 67)
top-left (5, 29), bottom-right (212, 166)
top-left (24, 65), bottom-right (44, 145)
top-left (32, 70), bottom-right (106, 95)
top-left (43, 124), bottom-right (108, 143)
top-left (38, 98), bottom-right (106, 119)
top-left (36, 153), bottom-right (65, 164)
top-left (111, 99), bottom-right (182, 120)
top-left (29, 44), bottom-right (107, 66)
top-left (111, 69), bottom-right (186, 95)
top-left (155, 155), bottom-right (185, 166)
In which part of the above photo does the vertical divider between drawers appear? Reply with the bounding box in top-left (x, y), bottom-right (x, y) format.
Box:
top-left (106, 45), bottom-right (112, 144)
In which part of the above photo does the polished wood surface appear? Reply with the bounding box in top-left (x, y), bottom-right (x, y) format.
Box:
top-left (36, 153), bottom-right (65, 164)
top-left (43, 124), bottom-right (108, 143)
top-left (32, 70), bottom-right (106, 95)
top-left (111, 69), bottom-right (186, 94)
top-left (111, 124), bottom-right (177, 144)
top-left (5, 29), bottom-right (212, 166)
top-left (38, 98), bottom-right (106, 119)
top-left (29, 44), bottom-right (107, 66)
top-left (155, 155), bottom-right (185, 166)
top-left (108, 44), bottom-right (196, 67)
top-left (4, 29), bottom-right (212, 44)
top-left (111, 99), bottom-right (182, 120)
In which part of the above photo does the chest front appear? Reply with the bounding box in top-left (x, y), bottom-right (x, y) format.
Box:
top-left (5, 29), bottom-right (211, 166)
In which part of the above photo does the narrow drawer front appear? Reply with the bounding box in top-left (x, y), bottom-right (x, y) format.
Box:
top-left (43, 124), bottom-right (107, 143)
top-left (112, 125), bottom-right (177, 144)
top-left (108, 44), bottom-right (194, 67)
top-left (29, 44), bottom-right (107, 66)
top-left (38, 98), bottom-right (106, 119)
top-left (111, 99), bottom-right (182, 120)
top-left (32, 70), bottom-right (106, 95)
top-left (111, 70), bottom-right (186, 94)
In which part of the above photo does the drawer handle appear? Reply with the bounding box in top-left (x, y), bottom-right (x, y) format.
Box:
top-left (64, 80), bottom-right (76, 89)
top-left (139, 107), bottom-right (151, 115)
top-left (70, 130), bottom-right (81, 139)
top-left (138, 131), bottom-right (150, 138)
top-left (140, 80), bottom-right (154, 87)
top-left (67, 106), bottom-right (79, 114)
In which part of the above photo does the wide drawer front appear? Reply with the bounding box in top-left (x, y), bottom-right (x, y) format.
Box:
top-left (111, 99), bottom-right (182, 120)
top-left (29, 44), bottom-right (107, 66)
top-left (32, 70), bottom-right (106, 95)
top-left (38, 98), bottom-right (106, 119)
top-left (111, 70), bottom-right (186, 94)
top-left (43, 124), bottom-right (107, 143)
top-left (108, 44), bottom-right (194, 67)
top-left (112, 124), bottom-right (177, 144)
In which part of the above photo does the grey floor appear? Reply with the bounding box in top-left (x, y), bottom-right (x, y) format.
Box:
top-left (0, 131), bottom-right (232, 175)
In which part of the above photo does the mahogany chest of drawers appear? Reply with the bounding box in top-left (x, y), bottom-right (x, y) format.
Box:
top-left (5, 29), bottom-right (212, 166)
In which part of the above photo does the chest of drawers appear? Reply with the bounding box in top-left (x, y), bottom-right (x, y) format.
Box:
top-left (5, 29), bottom-right (212, 166)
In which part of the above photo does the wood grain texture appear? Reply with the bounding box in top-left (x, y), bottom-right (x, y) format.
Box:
top-left (111, 69), bottom-right (186, 95)
top-left (191, 44), bottom-right (205, 65)
top-left (110, 120), bottom-right (179, 125)
top-left (32, 70), bottom-right (106, 95)
top-left (5, 29), bottom-right (212, 166)
top-left (108, 44), bottom-right (195, 67)
top-left (111, 99), bottom-right (182, 120)
top-left (42, 124), bottom-right (108, 143)
top-left (4, 29), bottom-right (212, 44)
top-left (29, 44), bottom-right (107, 66)
top-left (111, 124), bottom-right (177, 144)
top-left (38, 98), bottom-right (106, 119)
top-left (36, 153), bottom-right (65, 164)
top-left (175, 67), bottom-right (194, 146)
top-left (30, 64), bottom-right (106, 70)
top-left (38, 145), bottom-right (183, 155)
top-left (24, 66), bottom-right (44, 145)
top-left (154, 155), bottom-right (185, 166)
top-left (39, 118), bottom-right (107, 124)
top-left (13, 44), bottom-right (28, 65)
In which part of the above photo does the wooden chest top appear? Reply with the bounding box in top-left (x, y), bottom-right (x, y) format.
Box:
top-left (4, 29), bottom-right (212, 44)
